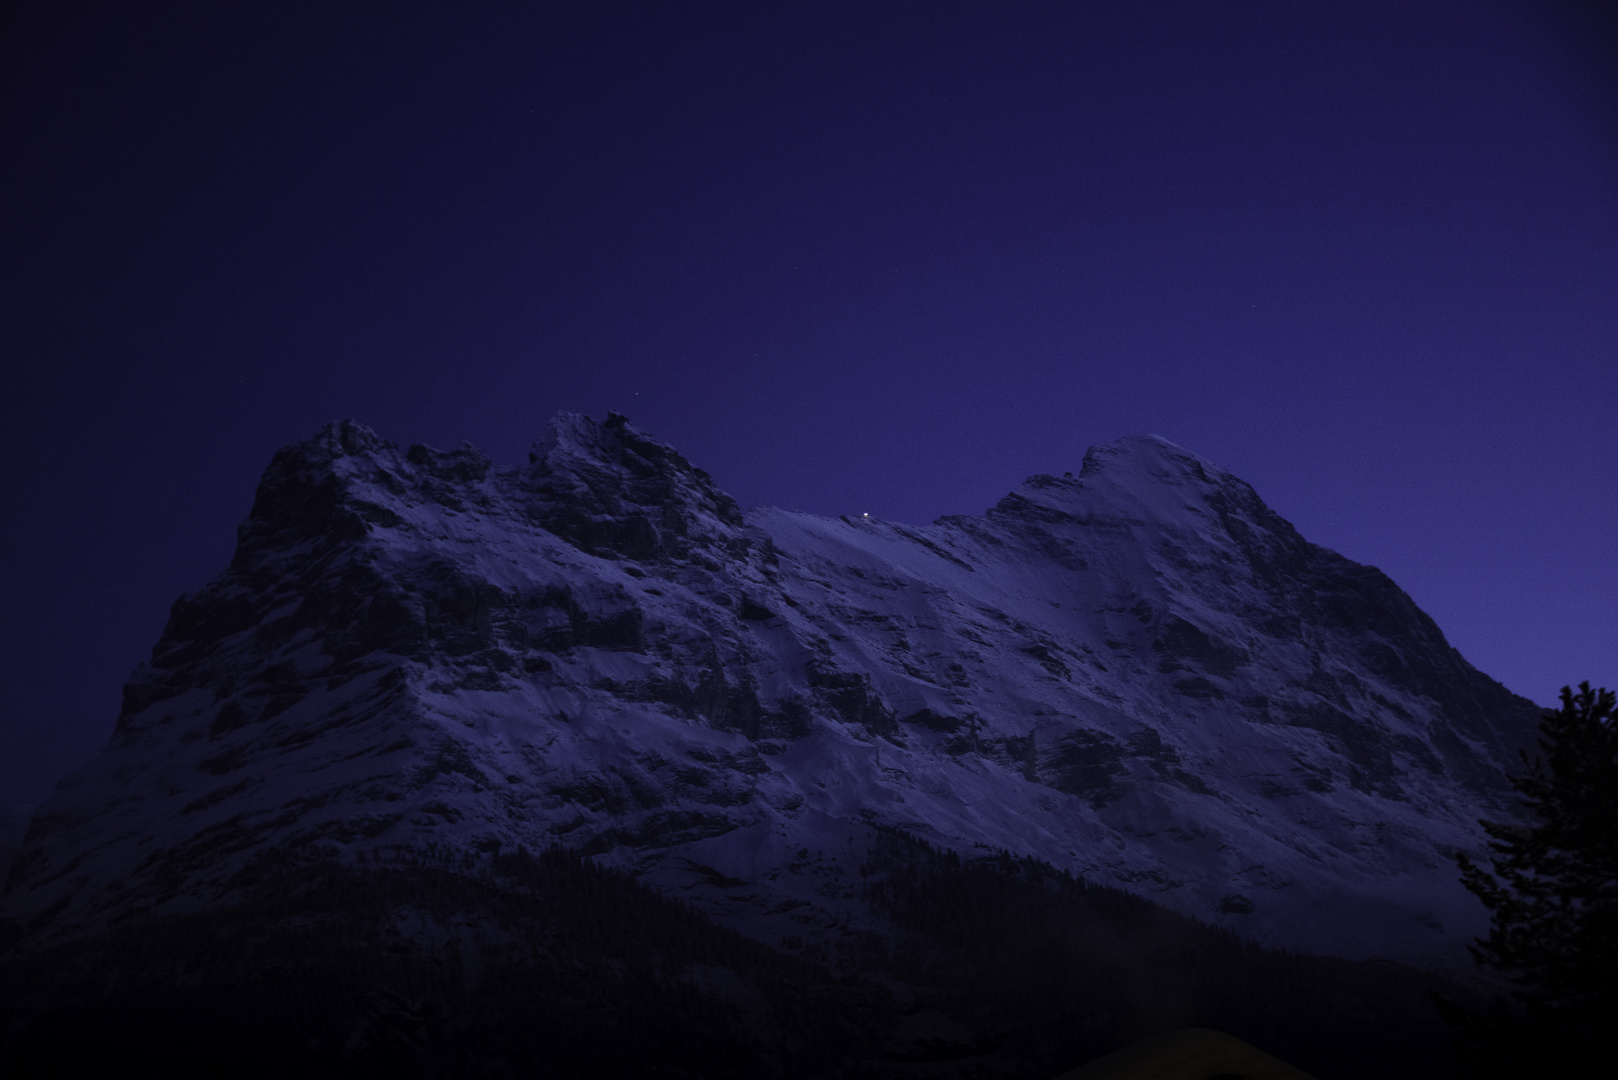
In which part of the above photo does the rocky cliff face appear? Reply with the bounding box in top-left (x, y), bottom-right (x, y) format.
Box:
top-left (2, 413), bottom-right (1538, 967)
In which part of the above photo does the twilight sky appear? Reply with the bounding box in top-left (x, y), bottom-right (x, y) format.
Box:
top-left (2, 0), bottom-right (1615, 810)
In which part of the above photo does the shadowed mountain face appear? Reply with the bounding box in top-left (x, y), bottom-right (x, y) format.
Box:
top-left (2, 413), bottom-right (1537, 967)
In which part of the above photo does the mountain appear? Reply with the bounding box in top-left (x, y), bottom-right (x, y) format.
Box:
top-left (1, 412), bottom-right (1537, 972)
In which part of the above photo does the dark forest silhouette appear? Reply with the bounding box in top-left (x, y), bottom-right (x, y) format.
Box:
top-left (2, 834), bottom-right (1474, 1079)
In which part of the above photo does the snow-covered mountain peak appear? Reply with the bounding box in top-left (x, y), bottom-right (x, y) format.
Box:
top-left (987, 434), bottom-right (1275, 567)
top-left (3, 415), bottom-right (1541, 972)
top-left (302, 417), bottom-right (393, 460)
top-left (1079, 433), bottom-right (1220, 482)
top-left (1075, 434), bottom-right (1249, 524)
top-left (526, 409), bottom-right (623, 468)
top-left (520, 411), bottom-right (747, 562)
top-left (252, 418), bottom-right (397, 491)
top-left (233, 420), bottom-right (404, 562)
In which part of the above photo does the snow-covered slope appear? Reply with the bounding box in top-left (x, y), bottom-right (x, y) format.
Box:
top-left (2, 413), bottom-right (1537, 968)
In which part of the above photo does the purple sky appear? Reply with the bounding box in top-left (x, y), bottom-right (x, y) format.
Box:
top-left (3, 0), bottom-right (1615, 810)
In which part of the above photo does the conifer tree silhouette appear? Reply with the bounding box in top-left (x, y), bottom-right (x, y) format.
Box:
top-left (1447, 682), bottom-right (1617, 1075)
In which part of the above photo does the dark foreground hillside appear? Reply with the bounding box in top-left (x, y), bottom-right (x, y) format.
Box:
top-left (857, 831), bottom-right (1474, 1078)
top-left (0, 838), bottom-right (1475, 1079)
